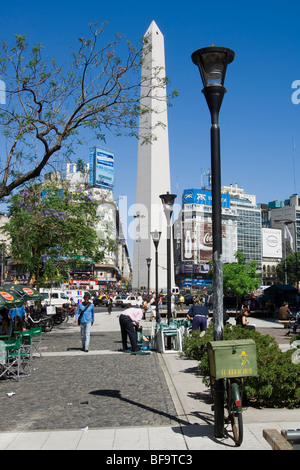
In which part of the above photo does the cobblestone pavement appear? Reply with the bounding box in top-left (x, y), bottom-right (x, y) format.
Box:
top-left (0, 330), bottom-right (179, 432)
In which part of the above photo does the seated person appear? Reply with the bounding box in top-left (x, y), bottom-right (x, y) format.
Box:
top-left (278, 301), bottom-right (293, 321)
top-left (8, 304), bottom-right (27, 332)
top-left (236, 304), bottom-right (255, 330)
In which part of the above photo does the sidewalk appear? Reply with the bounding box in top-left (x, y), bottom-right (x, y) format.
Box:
top-left (0, 311), bottom-right (299, 450)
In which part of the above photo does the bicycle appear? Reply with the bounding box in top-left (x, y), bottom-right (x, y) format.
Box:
top-left (223, 377), bottom-right (244, 445)
top-left (210, 376), bottom-right (244, 446)
top-left (208, 339), bottom-right (257, 447)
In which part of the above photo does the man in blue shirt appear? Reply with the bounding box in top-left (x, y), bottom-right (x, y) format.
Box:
top-left (9, 304), bottom-right (27, 331)
top-left (187, 297), bottom-right (209, 333)
top-left (75, 292), bottom-right (94, 352)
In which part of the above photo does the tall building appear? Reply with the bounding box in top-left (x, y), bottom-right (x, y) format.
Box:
top-left (222, 184), bottom-right (262, 270)
top-left (174, 183), bottom-right (263, 288)
top-left (66, 163), bottom-right (132, 290)
top-left (174, 187), bottom-right (237, 288)
top-left (133, 21), bottom-right (174, 291)
top-left (270, 193), bottom-right (300, 253)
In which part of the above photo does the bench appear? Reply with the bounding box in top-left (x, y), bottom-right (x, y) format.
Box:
top-left (277, 320), bottom-right (296, 335)
top-left (263, 429), bottom-right (293, 450)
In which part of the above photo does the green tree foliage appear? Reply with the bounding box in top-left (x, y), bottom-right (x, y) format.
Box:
top-left (223, 251), bottom-right (260, 308)
top-left (276, 253), bottom-right (300, 285)
top-left (0, 24), bottom-right (178, 199)
top-left (2, 182), bottom-right (114, 286)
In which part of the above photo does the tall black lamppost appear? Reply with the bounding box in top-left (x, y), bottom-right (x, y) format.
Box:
top-left (151, 230), bottom-right (162, 323)
top-left (146, 257), bottom-right (152, 297)
top-left (192, 45), bottom-right (235, 438)
top-left (160, 192), bottom-right (177, 332)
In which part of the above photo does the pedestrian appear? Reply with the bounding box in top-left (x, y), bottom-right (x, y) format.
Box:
top-left (171, 299), bottom-right (177, 319)
top-left (187, 297), bottom-right (209, 333)
top-left (75, 291), bottom-right (94, 352)
top-left (178, 294), bottom-right (184, 312)
top-left (119, 305), bottom-right (147, 352)
top-left (107, 295), bottom-right (112, 315)
top-left (149, 294), bottom-right (156, 320)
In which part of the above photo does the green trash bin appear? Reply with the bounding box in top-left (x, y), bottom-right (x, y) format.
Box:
top-left (207, 339), bottom-right (258, 380)
top-left (137, 327), bottom-right (143, 348)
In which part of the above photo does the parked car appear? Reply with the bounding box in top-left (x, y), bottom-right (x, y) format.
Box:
top-left (119, 295), bottom-right (138, 308)
top-left (93, 294), bottom-right (107, 306)
top-left (112, 295), bottom-right (125, 307)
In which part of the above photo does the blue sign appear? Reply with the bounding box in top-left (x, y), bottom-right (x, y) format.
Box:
top-left (89, 148), bottom-right (114, 189)
top-left (183, 189), bottom-right (230, 208)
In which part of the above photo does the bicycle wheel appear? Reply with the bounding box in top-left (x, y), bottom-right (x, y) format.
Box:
top-left (226, 380), bottom-right (243, 446)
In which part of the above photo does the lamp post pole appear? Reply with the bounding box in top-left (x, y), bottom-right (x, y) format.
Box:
top-left (191, 45), bottom-right (234, 438)
top-left (160, 192), bottom-right (177, 343)
top-left (151, 230), bottom-right (162, 323)
top-left (146, 257), bottom-right (152, 298)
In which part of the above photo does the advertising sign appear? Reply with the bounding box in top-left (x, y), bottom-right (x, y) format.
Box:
top-left (183, 189), bottom-right (230, 208)
top-left (262, 228), bottom-right (282, 258)
top-left (89, 148), bottom-right (114, 189)
top-left (182, 221), bottom-right (195, 261)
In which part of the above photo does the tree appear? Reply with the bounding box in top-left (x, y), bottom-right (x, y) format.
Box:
top-left (222, 251), bottom-right (260, 309)
top-left (0, 24), bottom-right (178, 199)
top-left (2, 182), bottom-right (114, 286)
top-left (276, 253), bottom-right (300, 285)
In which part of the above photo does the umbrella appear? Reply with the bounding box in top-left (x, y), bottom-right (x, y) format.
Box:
top-left (4, 284), bottom-right (44, 301)
top-left (0, 288), bottom-right (24, 309)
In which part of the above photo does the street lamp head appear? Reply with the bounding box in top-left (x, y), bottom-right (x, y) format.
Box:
top-left (146, 257), bottom-right (152, 268)
top-left (150, 230), bottom-right (162, 247)
top-left (159, 192), bottom-right (177, 218)
top-left (191, 45), bottom-right (235, 89)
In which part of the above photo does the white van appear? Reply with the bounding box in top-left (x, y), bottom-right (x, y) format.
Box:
top-left (40, 289), bottom-right (70, 307)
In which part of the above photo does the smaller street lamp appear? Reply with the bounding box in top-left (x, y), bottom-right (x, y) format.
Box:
top-left (151, 230), bottom-right (162, 323)
top-left (146, 257), bottom-right (152, 297)
top-left (160, 192), bottom-right (176, 330)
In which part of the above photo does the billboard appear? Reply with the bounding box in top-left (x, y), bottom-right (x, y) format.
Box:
top-left (183, 189), bottom-right (230, 208)
top-left (89, 148), bottom-right (114, 189)
top-left (182, 220), bottom-right (228, 263)
top-left (262, 228), bottom-right (282, 258)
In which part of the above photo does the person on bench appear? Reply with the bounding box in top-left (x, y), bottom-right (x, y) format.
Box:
top-left (278, 301), bottom-right (293, 321)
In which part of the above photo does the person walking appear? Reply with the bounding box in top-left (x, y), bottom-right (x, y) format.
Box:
top-left (187, 297), bottom-right (209, 333)
top-left (107, 295), bottom-right (113, 315)
top-left (119, 305), bottom-right (147, 352)
top-left (75, 291), bottom-right (94, 352)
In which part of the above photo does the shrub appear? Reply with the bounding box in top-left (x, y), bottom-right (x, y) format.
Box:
top-left (182, 324), bottom-right (300, 408)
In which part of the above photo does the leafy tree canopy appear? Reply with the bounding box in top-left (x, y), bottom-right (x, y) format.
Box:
top-left (222, 251), bottom-right (260, 305)
top-left (276, 253), bottom-right (300, 286)
top-left (0, 23), bottom-right (178, 199)
top-left (2, 182), bottom-right (114, 287)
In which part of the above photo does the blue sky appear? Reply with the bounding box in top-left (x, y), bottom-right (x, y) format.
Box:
top-left (1, 0), bottom-right (300, 255)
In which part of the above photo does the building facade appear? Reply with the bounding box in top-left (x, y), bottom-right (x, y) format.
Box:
top-left (66, 163), bottom-right (132, 291)
top-left (174, 184), bottom-right (262, 288)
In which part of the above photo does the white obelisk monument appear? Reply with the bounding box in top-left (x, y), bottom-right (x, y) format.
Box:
top-left (132, 21), bottom-right (175, 292)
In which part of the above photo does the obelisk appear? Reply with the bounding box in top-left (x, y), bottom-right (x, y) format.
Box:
top-left (132, 21), bottom-right (175, 292)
